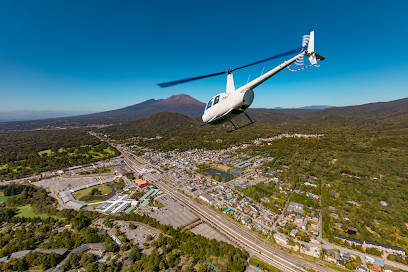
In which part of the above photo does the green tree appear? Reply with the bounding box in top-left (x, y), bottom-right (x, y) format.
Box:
top-left (128, 248), bottom-right (141, 262)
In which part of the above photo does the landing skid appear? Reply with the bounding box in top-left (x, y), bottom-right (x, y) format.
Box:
top-left (227, 112), bottom-right (256, 132)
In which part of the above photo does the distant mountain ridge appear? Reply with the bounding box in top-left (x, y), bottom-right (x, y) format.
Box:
top-left (0, 110), bottom-right (95, 122)
top-left (1, 95), bottom-right (407, 131)
top-left (273, 105), bottom-right (333, 110)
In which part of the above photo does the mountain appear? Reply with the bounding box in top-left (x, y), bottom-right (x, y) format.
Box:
top-left (85, 94), bottom-right (205, 119)
top-left (304, 97), bottom-right (408, 121)
top-left (273, 105), bottom-right (333, 110)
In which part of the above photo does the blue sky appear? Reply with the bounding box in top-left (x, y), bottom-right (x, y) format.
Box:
top-left (1, 0), bottom-right (407, 111)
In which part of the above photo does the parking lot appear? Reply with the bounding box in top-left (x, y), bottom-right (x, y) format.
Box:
top-left (36, 175), bottom-right (115, 194)
top-left (149, 195), bottom-right (199, 228)
top-left (91, 219), bottom-right (160, 248)
top-left (190, 223), bottom-right (232, 244)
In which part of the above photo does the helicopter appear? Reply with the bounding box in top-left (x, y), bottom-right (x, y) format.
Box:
top-left (158, 31), bottom-right (325, 131)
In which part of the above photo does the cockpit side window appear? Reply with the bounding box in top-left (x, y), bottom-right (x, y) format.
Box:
top-left (206, 99), bottom-right (213, 110)
top-left (214, 95), bottom-right (220, 105)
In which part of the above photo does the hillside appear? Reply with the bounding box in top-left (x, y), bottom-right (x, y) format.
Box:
top-left (100, 112), bottom-right (198, 138)
top-left (305, 97), bottom-right (408, 120)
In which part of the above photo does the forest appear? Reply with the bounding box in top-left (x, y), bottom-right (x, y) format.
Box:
top-left (0, 184), bottom-right (249, 271)
top-left (0, 129), bottom-right (120, 181)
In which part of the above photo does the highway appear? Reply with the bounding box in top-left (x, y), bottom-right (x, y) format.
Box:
top-left (122, 153), bottom-right (337, 272)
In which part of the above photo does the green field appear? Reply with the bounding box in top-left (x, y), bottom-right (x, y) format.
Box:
top-left (38, 149), bottom-right (53, 155)
top-left (73, 183), bottom-right (112, 201)
top-left (154, 204), bottom-right (165, 209)
top-left (16, 204), bottom-right (63, 220)
top-left (0, 192), bottom-right (21, 202)
top-left (79, 166), bottom-right (114, 175)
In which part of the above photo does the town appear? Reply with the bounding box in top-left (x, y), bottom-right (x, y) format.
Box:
top-left (1, 131), bottom-right (406, 272)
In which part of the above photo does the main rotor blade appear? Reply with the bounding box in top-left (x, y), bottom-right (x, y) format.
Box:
top-left (231, 47), bottom-right (302, 72)
top-left (158, 71), bottom-right (226, 88)
top-left (157, 47), bottom-right (302, 88)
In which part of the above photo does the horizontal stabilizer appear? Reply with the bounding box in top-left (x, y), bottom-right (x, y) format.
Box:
top-left (316, 53), bottom-right (325, 61)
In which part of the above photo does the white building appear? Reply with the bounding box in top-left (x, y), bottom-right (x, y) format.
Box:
top-left (199, 193), bottom-right (214, 204)
top-left (274, 233), bottom-right (288, 245)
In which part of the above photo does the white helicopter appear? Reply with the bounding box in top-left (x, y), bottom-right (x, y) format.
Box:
top-left (158, 31), bottom-right (324, 131)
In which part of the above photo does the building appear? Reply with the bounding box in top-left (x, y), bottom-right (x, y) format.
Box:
top-left (231, 169), bottom-right (243, 175)
top-left (199, 193), bottom-right (214, 204)
top-left (373, 264), bottom-right (381, 271)
top-left (237, 184), bottom-right (249, 190)
top-left (59, 191), bottom-right (87, 210)
top-left (287, 202), bottom-right (304, 214)
top-left (332, 233), bottom-right (364, 247)
top-left (340, 251), bottom-right (349, 261)
top-left (356, 265), bottom-right (366, 272)
top-left (337, 260), bottom-right (345, 268)
top-left (384, 266), bottom-right (395, 272)
top-left (95, 194), bottom-right (132, 214)
top-left (274, 233), bottom-right (288, 245)
top-left (374, 259), bottom-right (384, 267)
top-left (364, 240), bottom-right (405, 256)
top-left (290, 229), bottom-right (298, 237)
top-left (135, 179), bottom-right (148, 185)
top-left (241, 216), bottom-right (252, 225)
top-left (33, 248), bottom-right (68, 255)
top-left (111, 235), bottom-right (123, 247)
top-left (365, 256), bottom-right (375, 264)
top-left (10, 250), bottom-right (31, 260)
top-left (302, 218), bottom-right (308, 230)
top-left (300, 244), bottom-right (320, 258)
top-left (327, 255), bottom-right (336, 264)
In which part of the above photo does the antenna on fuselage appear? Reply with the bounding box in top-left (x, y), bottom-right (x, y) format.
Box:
top-left (261, 66), bottom-right (265, 76)
top-left (247, 74), bottom-right (251, 83)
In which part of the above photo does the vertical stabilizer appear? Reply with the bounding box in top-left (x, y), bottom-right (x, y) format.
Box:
top-left (307, 31), bottom-right (317, 65)
top-left (307, 31), bottom-right (314, 53)
top-left (226, 73), bottom-right (235, 93)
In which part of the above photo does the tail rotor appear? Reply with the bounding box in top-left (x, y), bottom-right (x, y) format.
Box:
top-left (295, 34), bottom-right (310, 66)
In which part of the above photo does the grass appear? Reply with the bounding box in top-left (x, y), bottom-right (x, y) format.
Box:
top-left (16, 204), bottom-right (64, 220)
top-left (0, 194), bottom-right (21, 201)
top-left (79, 167), bottom-right (113, 175)
top-left (211, 164), bottom-right (232, 172)
top-left (73, 183), bottom-right (112, 200)
top-left (0, 164), bottom-right (7, 170)
top-left (324, 262), bottom-right (350, 272)
top-left (103, 147), bottom-right (116, 155)
top-left (38, 149), bottom-right (53, 156)
top-left (249, 256), bottom-right (283, 272)
top-left (154, 204), bottom-right (165, 209)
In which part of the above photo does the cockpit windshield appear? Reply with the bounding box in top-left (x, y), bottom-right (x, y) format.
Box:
top-left (206, 99), bottom-right (213, 110)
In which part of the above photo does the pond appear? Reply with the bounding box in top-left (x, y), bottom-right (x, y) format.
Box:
top-left (0, 194), bottom-right (21, 202)
top-left (203, 168), bottom-right (233, 180)
top-left (79, 183), bottom-right (124, 202)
